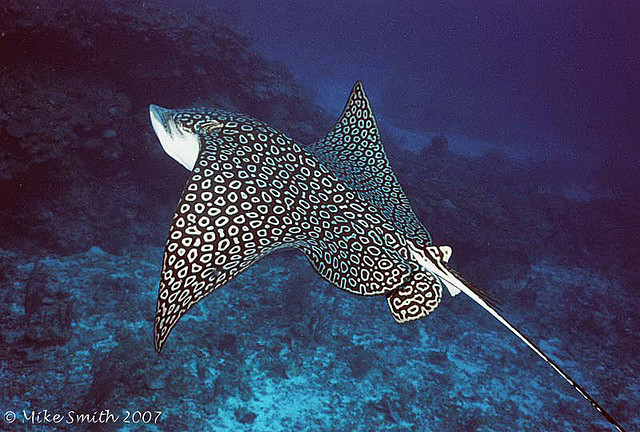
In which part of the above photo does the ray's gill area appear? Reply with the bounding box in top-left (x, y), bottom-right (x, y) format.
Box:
top-left (0, 1), bottom-right (638, 431)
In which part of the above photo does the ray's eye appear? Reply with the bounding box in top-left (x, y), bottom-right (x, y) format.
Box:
top-left (200, 120), bottom-right (224, 133)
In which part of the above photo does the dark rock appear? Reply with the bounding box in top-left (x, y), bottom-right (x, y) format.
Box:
top-left (234, 407), bottom-right (257, 424)
top-left (216, 332), bottom-right (238, 354)
top-left (0, 0), bottom-right (332, 255)
top-left (428, 134), bottom-right (449, 156)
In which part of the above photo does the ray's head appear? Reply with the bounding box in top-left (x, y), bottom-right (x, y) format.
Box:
top-left (149, 104), bottom-right (227, 171)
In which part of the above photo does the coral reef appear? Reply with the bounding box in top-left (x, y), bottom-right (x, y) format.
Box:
top-left (426, 134), bottom-right (449, 156)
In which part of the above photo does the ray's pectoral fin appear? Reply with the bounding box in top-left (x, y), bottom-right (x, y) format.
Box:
top-left (308, 81), bottom-right (433, 250)
top-left (154, 146), bottom-right (287, 353)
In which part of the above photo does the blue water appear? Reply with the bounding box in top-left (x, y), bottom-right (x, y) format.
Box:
top-left (0, 1), bottom-right (638, 431)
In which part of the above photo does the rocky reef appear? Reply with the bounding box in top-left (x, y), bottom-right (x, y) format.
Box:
top-left (0, 243), bottom-right (637, 430)
top-left (0, 0), bottom-right (331, 254)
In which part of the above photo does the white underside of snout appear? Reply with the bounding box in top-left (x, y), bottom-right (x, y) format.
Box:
top-left (149, 106), bottom-right (199, 171)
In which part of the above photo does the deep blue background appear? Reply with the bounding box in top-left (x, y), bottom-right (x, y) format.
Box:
top-left (189, 0), bottom-right (639, 188)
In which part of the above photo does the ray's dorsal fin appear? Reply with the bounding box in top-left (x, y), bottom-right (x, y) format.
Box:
top-left (308, 81), bottom-right (432, 249)
top-left (425, 245), bottom-right (461, 297)
top-left (430, 245), bottom-right (452, 263)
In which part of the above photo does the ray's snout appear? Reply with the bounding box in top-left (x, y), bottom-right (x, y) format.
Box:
top-left (149, 104), bottom-right (172, 130)
top-left (149, 103), bottom-right (200, 171)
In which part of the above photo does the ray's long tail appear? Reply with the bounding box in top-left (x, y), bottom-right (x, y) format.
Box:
top-left (445, 265), bottom-right (626, 432)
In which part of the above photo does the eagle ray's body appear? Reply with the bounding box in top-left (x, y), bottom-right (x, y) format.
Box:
top-left (149, 82), bottom-right (625, 431)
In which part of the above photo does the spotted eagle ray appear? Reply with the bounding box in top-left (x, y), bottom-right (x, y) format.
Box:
top-left (149, 82), bottom-right (625, 431)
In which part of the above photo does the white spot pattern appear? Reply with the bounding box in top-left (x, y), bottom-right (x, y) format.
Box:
top-left (308, 81), bottom-right (432, 250)
top-left (152, 85), bottom-right (626, 432)
top-left (153, 85), bottom-right (442, 352)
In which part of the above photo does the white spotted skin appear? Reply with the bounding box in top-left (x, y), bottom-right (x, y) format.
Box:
top-left (309, 82), bottom-right (432, 250)
top-left (152, 94), bottom-right (444, 352)
top-left (408, 242), bottom-right (462, 297)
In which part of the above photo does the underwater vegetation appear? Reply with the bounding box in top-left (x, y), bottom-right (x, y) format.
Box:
top-left (0, 0), bottom-right (638, 431)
